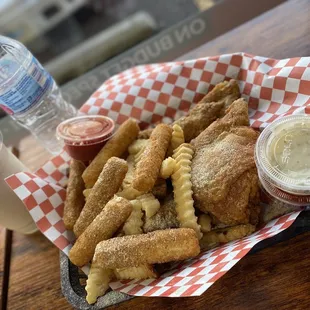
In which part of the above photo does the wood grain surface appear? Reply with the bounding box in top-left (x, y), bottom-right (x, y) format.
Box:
top-left (178, 0), bottom-right (310, 60)
top-left (6, 231), bottom-right (68, 310)
top-left (2, 0), bottom-right (310, 309)
top-left (109, 232), bottom-right (310, 310)
top-left (0, 227), bottom-right (5, 305)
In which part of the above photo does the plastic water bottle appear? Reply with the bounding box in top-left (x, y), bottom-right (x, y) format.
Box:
top-left (0, 35), bottom-right (77, 154)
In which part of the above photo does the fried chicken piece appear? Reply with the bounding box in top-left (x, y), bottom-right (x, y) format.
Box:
top-left (174, 101), bottom-right (224, 142)
top-left (199, 79), bottom-right (240, 111)
top-left (191, 99), bottom-right (260, 226)
top-left (191, 98), bottom-right (250, 149)
top-left (200, 224), bottom-right (256, 250)
top-left (138, 80), bottom-right (240, 141)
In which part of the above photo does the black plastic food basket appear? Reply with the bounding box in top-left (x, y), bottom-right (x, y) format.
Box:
top-left (60, 211), bottom-right (310, 309)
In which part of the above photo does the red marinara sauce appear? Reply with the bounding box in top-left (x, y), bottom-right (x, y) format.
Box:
top-left (56, 115), bottom-right (115, 161)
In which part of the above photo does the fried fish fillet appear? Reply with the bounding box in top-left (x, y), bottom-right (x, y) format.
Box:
top-left (143, 195), bottom-right (179, 233)
top-left (199, 79), bottom-right (240, 111)
top-left (191, 98), bottom-right (250, 149)
top-left (138, 79), bottom-right (240, 141)
top-left (200, 224), bottom-right (256, 250)
top-left (191, 99), bottom-right (260, 226)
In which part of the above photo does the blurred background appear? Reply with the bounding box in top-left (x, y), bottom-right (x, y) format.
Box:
top-left (0, 0), bottom-right (285, 144)
top-left (0, 0), bottom-right (206, 86)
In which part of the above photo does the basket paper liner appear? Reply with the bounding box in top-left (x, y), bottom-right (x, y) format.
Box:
top-left (5, 52), bottom-right (310, 297)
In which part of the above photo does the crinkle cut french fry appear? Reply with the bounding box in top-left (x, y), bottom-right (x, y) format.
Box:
top-left (117, 187), bottom-right (142, 200)
top-left (123, 199), bottom-right (143, 235)
top-left (160, 157), bottom-right (176, 179)
top-left (198, 214), bottom-right (212, 233)
top-left (93, 228), bottom-right (200, 269)
top-left (120, 200), bottom-right (156, 280)
top-left (134, 142), bottom-right (148, 165)
top-left (128, 139), bottom-right (149, 155)
top-left (114, 265), bottom-right (158, 280)
top-left (172, 143), bottom-right (202, 239)
top-left (137, 128), bottom-right (153, 139)
top-left (82, 118), bottom-right (139, 188)
top-left (83, 188), bottom-right (92, 200)
top-left (85, 262), bottom-right (114, 304)
top-left (138, 193), bottom-right (160, 218)
top-left (73, 157), bottom-right (128, 237)
top-left (168, 123), bottom-right (185, 155)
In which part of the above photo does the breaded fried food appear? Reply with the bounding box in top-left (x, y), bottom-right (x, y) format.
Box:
top-left (143, 195), bottom-right (179, 233)
top-left (138, 128), bottom-right (153, 139)
top-left (114, 265), bottom-right (158, 280)
top-left (200, 79), bottom-right (240, 110)
top-left (199, 224), bottom-right (255, 250)
top-left (136, 80), bottom-right (240, 141)
top-left (132, 124), bottom-right (172, 193)
top-left (93, 228), bottom-right (200, 269)
top-left (174, 101), bottom-right (224, 142)
top-left (174, 79), bottom-right (240, 142)
top-left (151, 177), bottom-right (167, 199)
top-left (191, 98), bottom-right (250, 149)
top-left (63, 160), bottom-right (86, 230)
top-left (192, 99), bottom-right (260, 226)
top-left (69, 197), bottom-right (132, 266)
top-left (74, 157), bottom-right (128, 237)
top-left (82, 118), bottom-right (139, 188)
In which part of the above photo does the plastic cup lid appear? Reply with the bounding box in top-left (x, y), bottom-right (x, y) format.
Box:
top-left (56, 115), bottom-right (115, 144)
top-left (255, 114), bottom-right (310, 195)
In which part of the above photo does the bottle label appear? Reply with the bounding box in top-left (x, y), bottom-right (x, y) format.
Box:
top-left (0, 52), bottom-right (53, 115)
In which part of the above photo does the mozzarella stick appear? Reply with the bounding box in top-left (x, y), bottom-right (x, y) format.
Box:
top-left (132, 124), bottom-right (172, 193)
top-left (74, 157), bottom-right (128, 237)
top-left (93, 228), bottom-right (200, 269)
top-left (82, 118), bottom-right (139, 188)
top-left (69, 197), bottom-right (132, 266)
top-left (63, 160), bottom-right (86, 230)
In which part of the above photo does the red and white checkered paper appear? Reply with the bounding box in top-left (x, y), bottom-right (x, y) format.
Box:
top-left (5, 53), bottom-right (310, 297)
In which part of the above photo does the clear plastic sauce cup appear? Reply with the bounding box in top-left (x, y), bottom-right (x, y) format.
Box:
top-left (255, 115), bottom-right (310, 208)
top-left (56, 115), bottom-right (115, 161)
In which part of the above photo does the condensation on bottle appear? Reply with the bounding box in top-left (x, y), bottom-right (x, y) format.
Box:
top-left (0, 35), bottom-right (77, 154)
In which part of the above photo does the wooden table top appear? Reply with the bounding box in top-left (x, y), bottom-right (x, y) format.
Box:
top-left (1, 0), bottom-right (310, 309)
